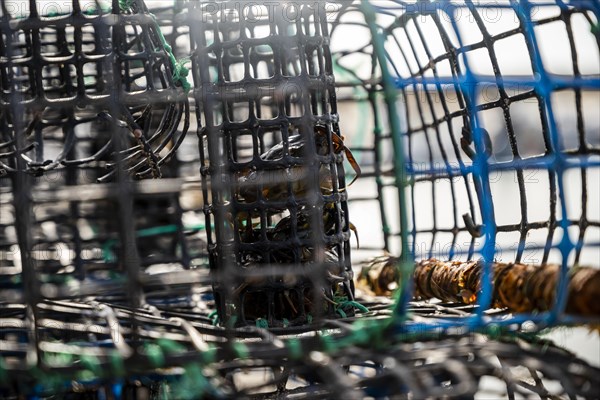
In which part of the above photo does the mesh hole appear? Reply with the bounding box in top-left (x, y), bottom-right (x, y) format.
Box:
top-left (233, 130), bottom-right (255, 163)
top-left (480, 7), bottom-right (520, 37)
top-left (260, 128), bottom-right (283, 154)
top-left (258, 96), bottom-right (278, 120)
top-left (571, 13), bottom-right (600, 76)
top-left (283, 85), bottom-right (303, 117)
top-left (282, 44), bottom-right (302, 77)
top-left (454, 8), bottom-right (484, 47)
top-left (551, 91), bottom-right (581, 152)
top-left (224, 46), bottom-right (245, 82)
top-left (249, 44), bottom-right (274, 79)
top-left (535, 21), bottom-right (573, 75)
top-left (509, 98), bottom-right (547, 158)
top-left (227, 101), bottom-right (250, 123)
top-left (493, 34), bottom-right (534, 77)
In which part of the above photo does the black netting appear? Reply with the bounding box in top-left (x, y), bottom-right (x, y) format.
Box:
top-left (188, 1), bottom-right (355, 327)
top-left (0, 0), bottom-right (190, 181)
top-left (1, 300), bottom-right (599, 399)
top-left (0, 0), bottom-right (599, 398)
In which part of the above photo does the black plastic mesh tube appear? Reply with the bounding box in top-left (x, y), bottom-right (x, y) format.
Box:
top-left (188, 1), bottom-right (355, 327)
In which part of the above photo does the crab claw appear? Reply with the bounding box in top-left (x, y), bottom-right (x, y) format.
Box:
top-left (343, 145), bottom-right (361, 186)
top-left (349, 222), bottom-right (359, 249)
top-left (331, 131), bottom-right (361, 186)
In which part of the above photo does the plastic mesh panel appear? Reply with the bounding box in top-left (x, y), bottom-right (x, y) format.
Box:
top-left (332, 0), bottom-right (600, 326)
top-left (188, 1), bottom-right (355, 327)
top-left (0, 0), bottom-right (189, 181)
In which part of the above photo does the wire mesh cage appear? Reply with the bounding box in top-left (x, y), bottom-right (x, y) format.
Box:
top-left (0, 0), bottom-right (197, 309)
top-left (0, 0), bottom-right (190, 180)
top-left (332, 0), bottom-right (600, 327)
top-left (0, 0), bottom-right (599, 398)
top-left (188, 1), bottom-right (356, 327)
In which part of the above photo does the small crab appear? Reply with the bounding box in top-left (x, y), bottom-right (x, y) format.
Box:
top-left (236, 124), bottom-right (361, 203)
top-left (270, 202), bottom-right (359, 251)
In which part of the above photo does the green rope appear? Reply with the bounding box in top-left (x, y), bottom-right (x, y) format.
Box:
top-left (320, 333), bottom-right (337, 353)
top-left (118, 0), bottom-right (135, 12)
top-left (137, 223), bottom-right (205, 238)
top-left (145, 343), bottom-right (166, 368)
top-left (361, 0), bottom-right (413, 321)
top-left (287, 338), bottom-right (302, 360)
top-left (159, 383), bottom-right (169, 400)
top-left (43, 352), bottom-right (73, 368)
top-left (32, 369), bottom-right (64, 393)
top-left (202, 344), bottom-right (217, 364)
top-left (232, 342), bottom-right (249, 359)
top-left (80, 354), bottom-right (102, 376)
top-left (149, 15), bottom-right (192, 92)
top-left (333, 295), bottom-right (370, 317)
top-left (0, 357), bottom-right (6, 383)
top-left (8, 1), bottom-right (192, 115)
top-left (171, 58), bottom-right (192, 93)
top-left (84, 6), bottom-right (111, 15)
top-left (339, 300), bottom-right (369, 313)
top-left (225, 315), bottom-right (238, 329)
top-left (157, 338), bottom-right (186, 355)
top-left (347, 320), bottom-right (371, 345)
top-left (79, 355), bottom-right (101, 376)
top-left (255, 318), bottom-right (269, 329)
top-left (110, 350), bottom-right (126, 377)
top-left (117, 0), bottom-right (192, 92)
top-left (102, 223), bottom-right (205, 262)
top-left (102, 239), bottom-right (117, 263)
top-left (336, 308), bottom-right (347, 318)
top-left (208, 310), bottom-right (219, 326)
top-left (173, 363), bottom-right (211, 400)
top-left (330, 317), bottom-right (389, 351)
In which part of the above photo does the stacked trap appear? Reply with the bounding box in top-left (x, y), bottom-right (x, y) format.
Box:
top-left (0, 0), bottom-right (599, 398)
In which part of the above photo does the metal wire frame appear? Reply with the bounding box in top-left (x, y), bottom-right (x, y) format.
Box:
top-left (331, 0), bottom-right (600, 328)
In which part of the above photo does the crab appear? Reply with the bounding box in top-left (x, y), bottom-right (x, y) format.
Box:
top-left (227, 124), bottom-right (361, 325)
top-left (236, 124), bottom-right (361, 204)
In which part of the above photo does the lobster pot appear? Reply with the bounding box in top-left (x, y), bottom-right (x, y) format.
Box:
top-left (189, 1), bottom-right (355, 327)
top-left (0, 0), bottom-right (196, 307)
top-left (332, 1), bottom-right (600, 325)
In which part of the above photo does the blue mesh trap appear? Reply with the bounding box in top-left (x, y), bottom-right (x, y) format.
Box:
top-left (0, 0), bottom-right (599, 398)
top-left (338, 0), bottom-right (600, 330)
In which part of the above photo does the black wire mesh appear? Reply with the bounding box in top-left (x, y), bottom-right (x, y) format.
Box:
top-left (0, 0), bottom-right (190, 181)
top-left (0, 0), bottom-right (197, 309)
top-left (188, 1), bottom-right (355, 327)
top-left (0, 0), bottom-right (599, 398)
